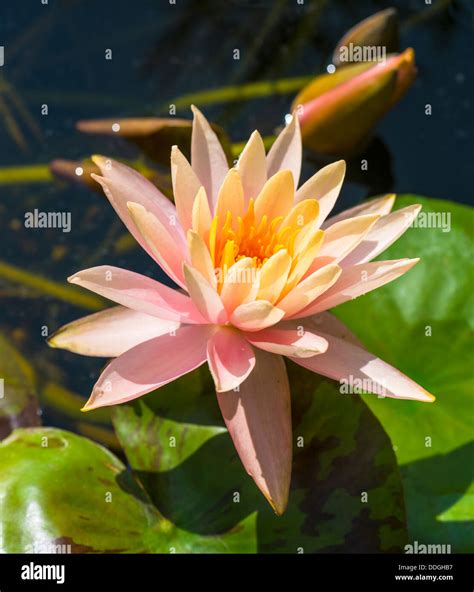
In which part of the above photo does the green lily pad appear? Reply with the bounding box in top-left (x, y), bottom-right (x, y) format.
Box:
top-left (334, 195), bottom-right (474, 552)
top-left (112, 361), bottom-right (407, 552)
top-left (0, 335), bottom-right (41, 440)
top-left (0, 428), bottom-right (256, 553)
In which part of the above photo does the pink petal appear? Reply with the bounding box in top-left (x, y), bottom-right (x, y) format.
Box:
top-left (220, 257), bottom-right (259, 315)
top-left (192, 186), bottom-right (213, 237)
top-left (266, 114), bottom-right (302, 189)
top-left (83, 325), bottom-right (211, 410)
top-left (258, 249), bottom-right (292, 304)
top-left (284, 226), bottom-right (324, 289)
top-left (127, 202), bottom-right (188, 287)
top-left (254, 169), bottom-right (295, 225)
top-left (171, 146), bottom-right (202, 232)
top-left (236, 130), bottom-right (267, 205)
top-left (322, 193), bottom-right (395, 228)
top-left (216, 350), bottom-right (292, 514)
top-left (230, 300), bottom-right (285, 332)
top-left (307, 311), bottom-right (363, 345)
top-left (191, 106), bottom-right (228, 211)
top-left (292, 317), bottom-right (434, 402)
top-left (48, 306), bottom-right (179, 357)
top-left (91, 156), bottom-right (187, 284)
top-left (183, 263), bottom-right (228, 324)
top-left (206, 327), bottom-right (256, 392)
top-left (340, 204), bottom-right (422, 267)
top-left (188, 230), bottom-right (217, 289)
top-left (215, 168), bottom-right (245, 223)
top-left (295, 160), bottom-right (346, 226)
top-left (294, 258), bottom-right (420, 317)
top-left (278, 263), bottom-right (342, 318)
top-left (244, 320), bottom-right (328, 358)
top-left (68, 266), bottom-right (205, 323)
top-left (313, 214), bottom-right (380, 266)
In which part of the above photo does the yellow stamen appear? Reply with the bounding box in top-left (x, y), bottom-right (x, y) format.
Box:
top-left (205, 193), bottom-right (324, 295)
top-left (209, 215), bottom-right (219, 264)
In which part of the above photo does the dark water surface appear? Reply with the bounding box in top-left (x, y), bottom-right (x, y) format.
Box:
top-left (0, 0), bottom-right (472, 425)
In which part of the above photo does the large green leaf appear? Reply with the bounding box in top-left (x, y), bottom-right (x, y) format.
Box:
top-left (0, 428), bottom-right (255, 553)
top-left (334, 195), bottom-right (474, 552)
top-left (0, 335), bottom-right (41, 440)
top-left (112, 362), bottom-right (407, 553)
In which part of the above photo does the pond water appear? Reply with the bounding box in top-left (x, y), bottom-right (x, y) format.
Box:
top-left (0, 0), bottom-right (472, 436)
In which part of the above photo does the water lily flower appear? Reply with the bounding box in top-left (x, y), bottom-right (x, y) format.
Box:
top-left (293, 47), bottom-right (416, 155)
top-left (49, 107), bottom-right (434, 515)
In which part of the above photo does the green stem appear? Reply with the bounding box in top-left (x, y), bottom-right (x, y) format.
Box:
top-left (0, 260), bottom-right (105, 310)
top-left (167, 76), bottom-right (312, 111)
top-left (41, 382), bottom-right (111, 424)
top-left (0, 164), bottom-right (53, 184)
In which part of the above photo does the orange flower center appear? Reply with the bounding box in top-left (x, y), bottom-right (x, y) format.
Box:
top-left (209, 198), bottom-right (307, 274)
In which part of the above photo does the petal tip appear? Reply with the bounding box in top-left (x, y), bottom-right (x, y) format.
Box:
top-left (190, 104), bottom-right (203, 118)
top-left (90, 172), bottom-right (104, 184)
top-left (80, 395), bottom-right (96, 412)
top-left (46, 334), bottom-right (58, 349)
top-left (91, 154), bottom-right (107, 167)
top-left (126, 200), bottom-right (142, 214)
top-left (265, 491), bottom-right (289, 516)
top-left (274, 168), bottom-right (295, 187)
top-left (402, 47), bottom-right (415, 63)
top-left (421, 390), bottom-right (436, 403)
top-left (387, 193), bottom-right (397, 204)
